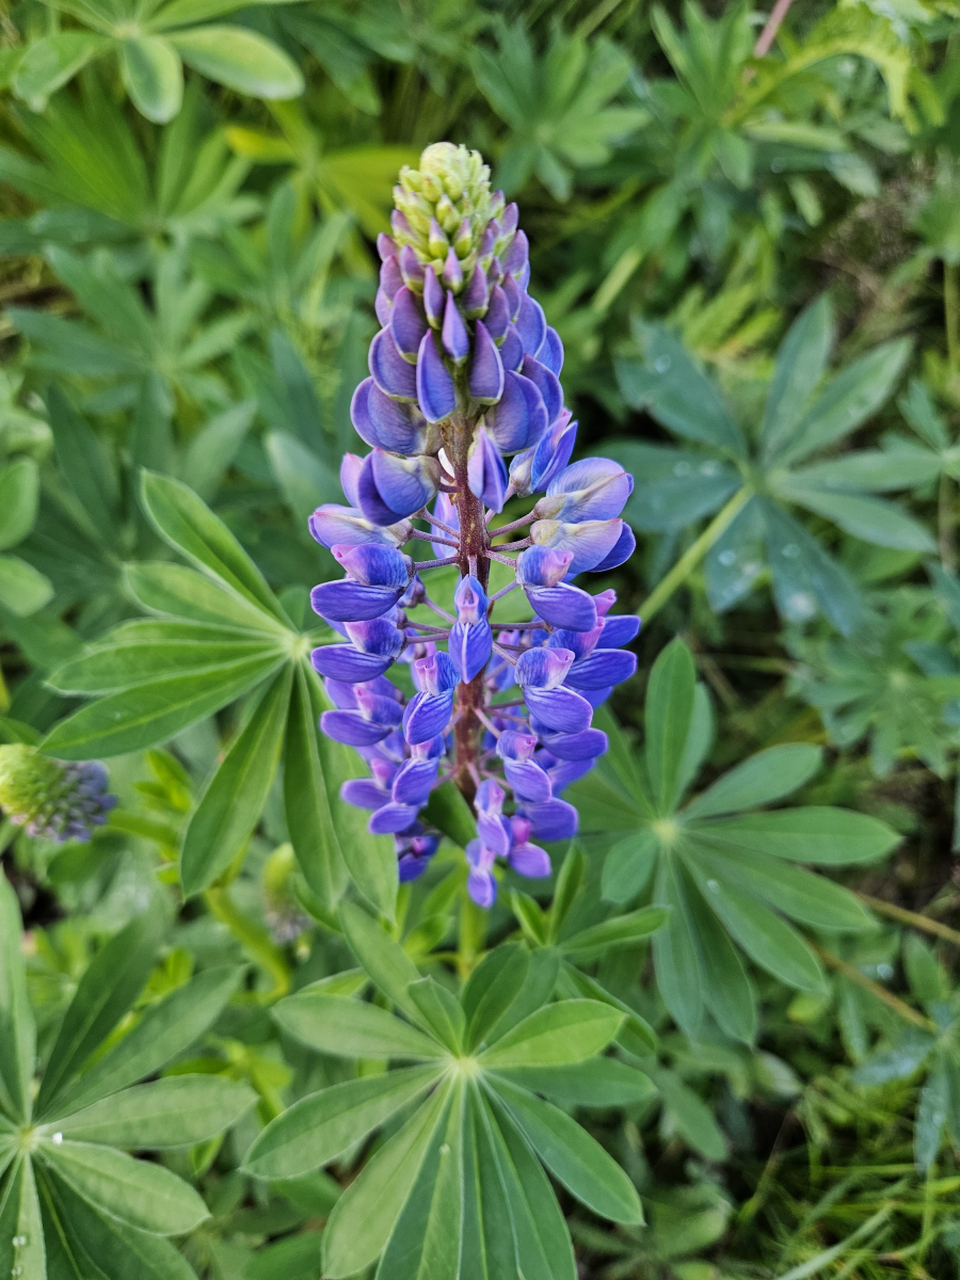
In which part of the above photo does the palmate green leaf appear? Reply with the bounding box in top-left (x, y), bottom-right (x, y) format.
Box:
top-left (322, 1079), bottom-right (452, 1279)
top-left (12, 32), bottom-right (106, 109)
top-left (1, 1158), bottom-right (46, 1280)
top-left (39, 1140), bottom-right (209, 1236)
top-left (461, 1089), bottom-right (526, 1280)
top-left (283, 664), bottom-right (347, 904)
top-left (915, 1064), bottom-right (949, 1171)
top-left (560, 907), bottom-right (667, 961)
top-left (0, 554), bottom-right (54, 616)
top-left (644, 1066), bottom-right (726, 1161)
top-left (645, 638), bottom-right (696, 813)
top-left (119, 37), bottom-right (183, 124)
top-left (478, 1091), bottom-right (576, 1280)
top-left (41, 1169), bottom-right (199, 1280)
top-left (496, 1059), bottom-right (656, 1109)
top-left (462, 944), bottom-right (531, 1052)
top-left (273, 992), bottom-right (445, 1061)
top-left (47, 386), bottom-right (120, 546)
top-left (652, 856), bottom-right (704, 1037)
top-left (680, 885), bottom-right (757, 1044)
top-left (408, 977), bottom-right (467, 1053)
top-left (479, 1000), bottom-right (623, 1069)
top-left (762, 499), bottom-right (863, 635)
top-left (760, 295), bottom-right (835, 461)
top-left (491, 1078), bottom-right (643, 1225)
top-left (784, 486), bottom-right (935, 552)
top-left (180, 401), bottom-right (256, 502)
top-left (46, 966), bottom-right (243, 1118)
top-left (47, 621), bottom-right (280, 694)
top-left (558, 966), bottom-right (658, 1056)
top-left (692, 806), bottom-right (900, 864)
top-left (684, 743), bottom-right (823, 819)
top-left (376, 1085), bottom-right (464, 1280)
top-left (126, 562), bottom-right (288, 635)
top-left (42, 651), bottom-right (282, 759)
top-left (139, 471), bottom-right (288, 625)
top-left (339, 902), bottom-right (428, 1027)
top-left (483, 950), bottom-right (561, 1045)
top-left (153, 0), bottom-right (300, 25)
top-left (36, 908), bottom-right (166, 1116)
top-left (601, 828), bottom-right (659, 904)
top-left (243, 1065), bottom-right (441, 1180)
top-left (180, 665), bottom-right (293, 896)
top-left (51, 1076), bottom-right (256, 1149)
top-left (788, 448), bottom-right (942, 493)
top-left (170, 26), bottom-right (304, 98)
top-left (0, 878), bottom-right (35, 1123)
top-left (0, 457), bottom-right (39, 550)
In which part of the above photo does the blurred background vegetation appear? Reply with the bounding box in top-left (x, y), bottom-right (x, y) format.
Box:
top-left (3, 0), bottom-right (960, 1275)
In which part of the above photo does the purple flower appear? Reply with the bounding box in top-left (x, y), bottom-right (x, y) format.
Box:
top-left (306, 142), bottom-right (638, 901)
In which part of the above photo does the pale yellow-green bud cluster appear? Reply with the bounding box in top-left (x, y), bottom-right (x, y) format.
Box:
top-left (393, 142), bottom-right (503, 281)
top-left (0, 743), bottom-right (116, 842)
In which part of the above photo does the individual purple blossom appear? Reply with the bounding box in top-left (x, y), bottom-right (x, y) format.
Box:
top-left (307, 142), bottom-right (639, 904)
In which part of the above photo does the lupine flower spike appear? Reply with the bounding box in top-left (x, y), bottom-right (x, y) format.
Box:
top-left (0, 743), bottom-right (117, 842)
top-left (309, 142), bottom-right (638, 905)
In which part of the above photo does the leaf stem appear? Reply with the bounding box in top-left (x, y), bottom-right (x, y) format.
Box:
top-left (204, 886), bottom-right (291, 1004)
top-left (812, 942), bottom-right (936, 1032)
top-left (855, 892), bottom-right (960, 948)
top-left (945, 262), bottom-right (959, 374)
top-left (637, 486), bottom-right (752, 623)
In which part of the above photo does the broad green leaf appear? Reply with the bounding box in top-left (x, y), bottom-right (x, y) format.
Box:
top-left (44, 1171), bottom-right (199, 1280)
top-left (645, 1066), bottom-right (726, 1160)
top-left (244, 1066), bottom-right (441, 1180)
top-left (461, 1091), bottom-right (519, 1280)
top-left (479, 1092), bottom-right (576, 1280)
top-left (694, 806), bottom-right (900, 864)
top-left (479, 1000), bottom-right (622, 1069)
top-left (265, 430), bottom-right (339, 526)
top-left (760, 295), bottom-right (834, 461)
top-left (47, 966), bottom-right (242, 1117)
top-left (788, 449), bottom-right (941, 493)
top-left (120, 37), bottom-right (183, 123)
top-left (125, 563), bottom-right (289, 635)
top-left (0, 880), bottom-right (34, 1123)
top-left (495, 1059), bottom-right (656, 1109)
top-left (559, 966), bottom-right (658, 1057)
top-left (339, 902), bottom-right (427, 1027)
top-left (283, 666), bottom-right (347, 906)
top-left (36, 909), bottom-right (165, 1115)
top-left (139, 471), bottom-right (288, 623)
top-left (462, 944), bottom-right (530, 1051)
top-left (696, 875), bottom-right (826, 992)
top-left (41, 1140), bottom-right (210, 1235)
top-left (645, 638), bottom-right (696, 812)
top-left (651, 857), bottom-right (704, 1037)
top-left (484, 949), bottom-right (561, 1045)
top-left (47, 386), bottom-right (119, 545)
top-left (272, 993), bottom-right (444, 1060)
top-left (48, 626), bottom-right (278, 695)
top-left (0, 554), bottom-right (54, 616)
top-left (11, 1158), bottom-right (46, 1279)
top-left (376, 1084), bottom-right (464, 1280)
top-left (601, 828), bottom-right (659, 904)
top-left (683, 884), bottom-right (757, 1044)
top-left (322, 1080), bottom-right (451, 1278)
top-left (180, 401), bottom-right (256, 502)
top-left (689, 842), bottom-right (874, 933)
top-left (180, 666), bottom-right (293, 896)
top-left (685, 744), bottom-right (823, 819)
top-left (52, 1076), bottom-right (255, 1148)
top-left (42, 653), bottom-right (281, 759)
top-left (903, 934), bottom-right (949, 1007)
top-left (171, 26), bottom-right (304, 98)
top-left (787, 487), bottom-right (935, 552)
top-left (762, 500), bottom-right (863, 635)
top-left (781, 338), bottom-right (912, 464)
top-left (675, 681), bottom-right (715, 799)
top-left (0, 458), bottom-right (39, 551)
top-left (560, 907), bottom-right (667, 961)
top-left (13, 32), bottom-right (105, 109)
top-left (408, 977), bottom-right (466, 1053)
top-left (492, 1079), bottom-right (643, 1224)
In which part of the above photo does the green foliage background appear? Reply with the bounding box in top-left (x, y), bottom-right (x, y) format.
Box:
top-left (2, 0), bottom-right (960, 1275)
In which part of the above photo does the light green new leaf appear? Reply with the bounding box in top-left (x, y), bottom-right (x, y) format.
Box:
top-left (180, 666), bottom-right (293, 896)
top-left (0, 458), bottom-right (39, 551)
top-left (0, 879), bottom-right (35, 1122)
top-left (273, 993), bottom-right (444, 1061)
top-left (42, 653), bottom-right (281, 759)
top-left (685, 744), bottom-right (823, 819)
top-left (645, 638), bottom-right (697, 813)
top-left (52, 1076), bottom-right (255, 1149)
top-left (36, 909), bottom-right (166, 1116)
top-left (244, 1065), bottom-right (441, 1180)
top-left (170, 26), bottom-right (304, 98)
top-left (41, 1140), bottom-right (210, 1235)
top-left (13, 32), bottom-right (106, 109)
top-left (47, 966), bottom-right (243, 1118)
top-left (125, 562), bottom-right (287, 634)
top-left (322, 1080), bottom-right (451, 1278)
top-left (492, 1079), bottom-right (643, 1224)
top-left (479, 1000), bottom-right (623, 1069)
top-left (0, 554), bottom-right (54, 616)
top-left (120, 37), bottom-right (183, 123)
top-left (695, 806), bottom-right (900, 864)
top-left (139, 471), bottom-right (288, 624)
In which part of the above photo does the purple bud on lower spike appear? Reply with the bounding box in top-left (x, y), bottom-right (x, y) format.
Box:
top-left (391, 287), bottom-right (428, 362)
top-left (399, 244), bottom-right (425, 290)
top-left (442, 293), bottom-right (470, 362)
top-left (442, 247), bottom-right (464, 291)
top-left (502, 273), bottom-right (521, 322)
top-left (377, 233), bottom-right (397, 262)
top-left (498, 325), bottom-right (524, 372)
top-left (369, 329), bottom-right (417, 400)
top-left (463, 265), bottom-right (489, 317)
top-left (516, 293), bottom-right (546, 358)
top-left (416, 331), bottom-right (457, 423)
top-left (357, 449), bottom-right (440, 525)
top-left (469, 322), bottom-right (504, 403)
top-left (504, 229), bottom-right (528, 276)
top-left (423, 266), bottom-right (444, 327)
